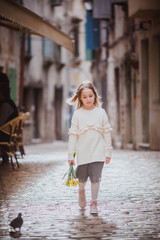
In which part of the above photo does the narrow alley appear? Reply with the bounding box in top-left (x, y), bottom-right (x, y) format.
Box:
top-left (0, 141), bottom-right (160, 240)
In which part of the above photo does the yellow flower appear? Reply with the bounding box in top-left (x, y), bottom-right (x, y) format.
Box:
top-left (63, 163), bottom-right (78, 187)
top-left (65, 179), bottom-right (71, 187)
top-left (65, 178), bottom-right (78, 187)
top-left (71, 179), bottom-right (78, 186)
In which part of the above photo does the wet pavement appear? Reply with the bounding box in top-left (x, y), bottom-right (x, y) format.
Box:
top-left (0, 141), bottom-right (160, 240)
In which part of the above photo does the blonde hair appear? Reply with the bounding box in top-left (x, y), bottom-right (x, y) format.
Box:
top-left (67, 81), bottom-right (102, 109)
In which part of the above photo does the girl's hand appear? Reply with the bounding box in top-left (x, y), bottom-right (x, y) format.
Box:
top-left (105, 157), bottom-right (111, 164)
top-left (68, 160), bottom-right (75, 166)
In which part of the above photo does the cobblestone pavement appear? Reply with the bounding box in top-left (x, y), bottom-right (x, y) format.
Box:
top-left (0, 141), bottom-right (160, 240)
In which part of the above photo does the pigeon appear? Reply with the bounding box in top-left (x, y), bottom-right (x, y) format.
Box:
top-left (9, 213), bottom-right (23, 231)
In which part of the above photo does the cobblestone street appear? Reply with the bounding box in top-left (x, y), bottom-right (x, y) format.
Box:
top-left (0, 141), bottom-right (160, 240)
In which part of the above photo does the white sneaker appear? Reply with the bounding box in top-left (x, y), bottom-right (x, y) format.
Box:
top-left (90, 200), bottom-right (98, 214)
top-left (78, 189), bottom-right (86, 209)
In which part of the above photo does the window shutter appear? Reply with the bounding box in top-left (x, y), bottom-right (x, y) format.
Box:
top-left (86, 49), bottom-right (93, 61)
top-left (53, 42), bottom-right (61, 62)
top-left (43, 38), bottom-right (53, 60)
top-left (50, 0), bottom-right (62, 7)
top-left (85, 10), bottom-right (101, 50)
top-left (93, 0), bottom-right (111, 19)
top-left (25, 34), bottom-right (31, 55)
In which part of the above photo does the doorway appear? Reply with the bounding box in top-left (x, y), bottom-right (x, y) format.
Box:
top-left (115, 67), bottom-right (120, 134)
top-left (141, 39), bottom-right (149, 143)
top-left (54, 85), bottom-right (63, 140)
top-left (32, 88), bottom-right (42, 139)
top-left (23, 87), bottom-right (42, 140)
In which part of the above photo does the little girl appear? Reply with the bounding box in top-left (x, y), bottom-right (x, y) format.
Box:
top-left (67, 82), bottom-right (112, 214)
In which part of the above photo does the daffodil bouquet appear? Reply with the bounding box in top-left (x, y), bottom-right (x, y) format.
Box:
top-left (63, 163), bottom-right (78, 187)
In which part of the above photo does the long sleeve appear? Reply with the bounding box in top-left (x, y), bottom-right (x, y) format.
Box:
top-left (68, 112), bottom-right (78, 160)
top-left (102, 110), bottom-right (113, 157)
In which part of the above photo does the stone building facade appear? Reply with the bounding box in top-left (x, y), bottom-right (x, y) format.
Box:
top-left (1, 0), bottom-right (160, 151)
top-left (86, 0), bottom-right (160, 151)
top-left (128, 0), bottom-right (160, 150)
top-left (0, 0), bottom-right (74, 144)
top-left (106, 2), bottom-right (132, 149)
top-left (86, 0), bottom-right (132, 149)
top-left (22, 0), bottom-right (92, 143)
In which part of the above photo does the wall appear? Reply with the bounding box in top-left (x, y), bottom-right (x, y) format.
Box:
top-left (149, 23), bottom-right (160, 149)
top-left (107, 3), bottom-right (131, 148)
top-left (0, 26), bottom-right (20, 105)
top-left (131, 17), bottom-right (160, 150)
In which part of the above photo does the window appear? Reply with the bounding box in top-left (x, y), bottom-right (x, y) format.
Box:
top-left (85, 10), bottom-right (100, 51)
top-left (86, 49), bottom-right (93, 61)
top-left (43, 38), bottom-right (54, 60)
top-left (50, 0), bottom-right (62, 7)
top-left (72, 21), bottom-right (80, 58)
top-left (53, 42), bottom-right (61, 63)
top-left (43, 38), bottom-right (63, 68)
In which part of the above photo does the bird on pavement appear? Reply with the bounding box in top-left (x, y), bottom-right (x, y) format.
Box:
top-left (9, 213), bottom-right (23, 231)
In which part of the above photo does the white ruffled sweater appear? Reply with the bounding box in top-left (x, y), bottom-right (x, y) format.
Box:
top-left (68, 107), bottom-right (113, 166)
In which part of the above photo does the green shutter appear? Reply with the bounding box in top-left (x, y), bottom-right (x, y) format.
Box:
top-left (25, 34), bottom-right (31, 55)
top-left (9, 68), bottom-right (17, 103)
top-left (86, 49), bottom-right (93, 61)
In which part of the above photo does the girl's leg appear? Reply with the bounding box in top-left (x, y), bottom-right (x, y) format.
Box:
top-left (91, 182), bottom-right (100, 201)
top-left (79, 181), bottom-right (86, 190)
top-left (89, 162), bottom-right (104, 214)
top-left (78, 181), bottom-right (87, 209)
top-left (90, 181), bottom-right (100, 214)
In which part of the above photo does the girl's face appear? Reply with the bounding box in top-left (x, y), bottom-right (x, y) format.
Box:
top-left (80, 88), bottom-right (95, 110)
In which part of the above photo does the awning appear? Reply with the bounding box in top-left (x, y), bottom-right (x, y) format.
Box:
top-left (0, 0), bottom-right (73, 53)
